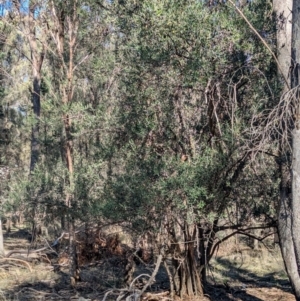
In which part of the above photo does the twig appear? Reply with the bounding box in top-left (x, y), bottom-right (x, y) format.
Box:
top-left (102, 288), bottom-right (133, 301)
top-left (42, 237), bottom-right (58, 255)
top-left (6, 246), bottom-right (49, 258)
top-left (129, 274), bottom-right (151, 290)
top-left (102, 254), bottom-right (163, 301)
top-left (227, 0), bottom-right (290, 89)
top-left (140, 254), bottom-right (162, 296)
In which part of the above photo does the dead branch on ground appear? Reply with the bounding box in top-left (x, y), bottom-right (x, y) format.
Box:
top-left (102, 254), bottom-right (163, 301)
top-left (0, 257), bottom-right (32, 272)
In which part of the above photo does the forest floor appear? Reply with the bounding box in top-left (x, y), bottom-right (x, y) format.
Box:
top-left (0, 227), bottom-right (296, 301)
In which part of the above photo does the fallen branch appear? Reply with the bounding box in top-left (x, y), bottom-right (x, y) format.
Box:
top-left (5, 233), bottom-right (65, 258)
top-left (102, 254), bottom-right (163, 301)
top-left (139, 254), bottom-right (162, 296)
top-left (142, 291), bottom-right (170, 301)
top-left (6, 246), bottom-right (50, 258)
top-left (0, 257), bottom-right (32, 272)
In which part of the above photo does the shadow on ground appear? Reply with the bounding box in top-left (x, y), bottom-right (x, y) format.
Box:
top-left (2, 255), bottom-right (295, 301)
top-left (3, 256), bottom-right (126, 301)
top-left (204, 257), bottom-right (295, 301)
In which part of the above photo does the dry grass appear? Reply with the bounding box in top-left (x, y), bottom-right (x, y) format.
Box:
top-left (0, 229), bottom-right (58, 292)
top-left (0, 226), bottom-right (295, 301)
top-left (208, 241), bottom-right (288, 287)
top-left (0, 264), bottom-right (58, 291)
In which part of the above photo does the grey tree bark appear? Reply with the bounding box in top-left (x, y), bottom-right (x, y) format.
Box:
top-left (273, 0), bottom-right (293, 83)
top-left (273, 0), bottom-right (300, 298)
top-left (291, 0), bottom-right (300, 296)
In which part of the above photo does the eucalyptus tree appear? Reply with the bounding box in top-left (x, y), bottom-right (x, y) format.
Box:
top-left (271, 0), bottom-right (300, 298)
top-left (271, 0), bottom-right (300, 299)
top-left (290, 2), bottom-right (300, 298)
top-left (32, 0), bottom-right (117, 283)
top-left (228, 0), bottom-right (300, 298)
top-left (1, 0), bottom-right (117, 283)
top-left (3, 0), bottom-right (46, 172)
top-left (0, 14), bottom-right (32, 253)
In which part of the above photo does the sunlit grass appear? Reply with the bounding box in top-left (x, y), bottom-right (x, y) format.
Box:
top-left (208, 242), bottom-right (288, 286)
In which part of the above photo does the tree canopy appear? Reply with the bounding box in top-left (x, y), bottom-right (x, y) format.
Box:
top-left (1, 0), bottom-right (300, 299)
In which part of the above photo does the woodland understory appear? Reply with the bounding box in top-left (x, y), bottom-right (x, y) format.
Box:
top-left (1, 0), bottom-right (300, 300)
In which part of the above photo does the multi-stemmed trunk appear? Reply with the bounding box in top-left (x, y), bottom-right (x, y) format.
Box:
top-left (164, 221), bottom-right (203, 298)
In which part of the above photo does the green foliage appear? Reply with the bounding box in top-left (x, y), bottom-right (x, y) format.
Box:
top-left (99, 0), bottom-right (280, 236)
top-left (0, 0), bottom-right (280, 257)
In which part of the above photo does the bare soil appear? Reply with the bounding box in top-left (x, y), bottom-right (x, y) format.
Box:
top-left (0, 228), bottom-right (296, 301)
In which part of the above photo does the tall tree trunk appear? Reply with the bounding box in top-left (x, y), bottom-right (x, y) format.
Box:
top-left (11, 2), bottom-right (45, 172)
top-left (30, 66), bottom-right (42, 172)
top-left (26, 3), bottom-right (45, 172)
top-left (51, 1), bottom-right (79, 284)
top-left (291, 1), bottom-right (300, 296)
top-left (278, 161), bottom-right (300, 298)
top-left (273, 0), bottom-right (300, 298)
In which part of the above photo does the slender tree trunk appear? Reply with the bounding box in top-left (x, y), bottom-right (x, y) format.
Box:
top-left (291, 1), bottom-right (300, 296)
top-left (278, 161), bottom-right (300, 298)
top-left (0, 219), bottom-right (5, 256)
top-left (50, 1), bottom-right (79, 284)
top-left (198, 226), bottom-right (207, 284)
top-left (69, 213), bottom-right (79, 286)
top-left (273, 0), bottom-right (300, 298)
top-left (26, 6), bottom-right (45, 172)
top-left (11, 2), bottom-right (45, 172)
top-left (30, 70), bottom-right (41, 172)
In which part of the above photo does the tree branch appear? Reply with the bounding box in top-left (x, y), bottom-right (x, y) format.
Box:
top-left (227, 0), bottom-right (290, 89)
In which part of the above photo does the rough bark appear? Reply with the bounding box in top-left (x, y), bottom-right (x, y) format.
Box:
top-left (292, 130), bottom-right (300, 274)
top-left (29, 23), bottom-right (43, 172)
top-left (30, 68), bottom-right (42, 172)
top-left (165, 222), bottom-right (203, 298)
top-left (273, 0), bottom-right (293, 84)
top-left (198, 227), bottom-right (207, 284)
top-left (69, 215), bottom-right (79, 286)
